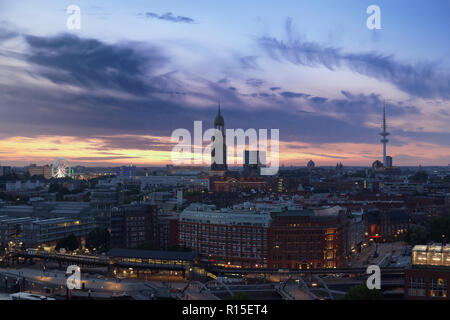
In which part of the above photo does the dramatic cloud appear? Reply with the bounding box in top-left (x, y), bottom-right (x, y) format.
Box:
top-left (0, 30), bottom-right (436, 147)
top-left (24, 33), bottom-right (168, 95)
top-left (0, 27), bottom-right (449, 166)
top-left (258, 18), bottom-right (450, 100)
top-left (142, 12), bottom-right (195, 24)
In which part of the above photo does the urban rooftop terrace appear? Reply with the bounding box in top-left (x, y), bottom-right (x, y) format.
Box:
top-left (412, 244), bottom-right (450, 268)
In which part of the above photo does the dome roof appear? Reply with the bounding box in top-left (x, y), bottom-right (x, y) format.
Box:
top-left (372, 160), bottom-right (383, 170)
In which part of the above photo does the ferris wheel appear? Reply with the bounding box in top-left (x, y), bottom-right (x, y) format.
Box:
top-left (51, 158), bottom-right (71, 178)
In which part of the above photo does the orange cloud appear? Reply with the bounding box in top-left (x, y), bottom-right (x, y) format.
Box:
top-left (0, 134), bottom-right (449, 167)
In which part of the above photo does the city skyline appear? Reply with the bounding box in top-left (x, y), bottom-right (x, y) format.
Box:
top-left (1, 0), bottom-right (450, 167)
top-left (1, 0), bottom-right (450, 306)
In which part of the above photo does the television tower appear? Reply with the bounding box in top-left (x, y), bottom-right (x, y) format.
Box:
top-left (379, 101), bottom-right (389, 167)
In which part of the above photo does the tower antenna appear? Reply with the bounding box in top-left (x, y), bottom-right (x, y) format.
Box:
top-left (379, 100), bottom-right (390, 167)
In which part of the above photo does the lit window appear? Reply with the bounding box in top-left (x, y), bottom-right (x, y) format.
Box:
top-left (430, 278), bottom-right (447, 298)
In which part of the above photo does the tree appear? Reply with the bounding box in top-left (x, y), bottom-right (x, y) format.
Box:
top-left (56, 234), bottom-right (79, 251)
top-left (428, 216), bottom-right (450, 243)
top-left (48, 183), bottom-right (70, 201)
top-left (48, 183), bottom-right (61, 193)
top-left (86, 228), bottom-right (110, 252)
top-left (408, 171), bottom-right (428, 183)
top-left (405, 224), bottom-right (429, 245)
top-left (56, 187), bottom-right (70, 201)
top-left (342, 282), bottom-right (383, 300)
top-left (227, 292), bottom-right (251, 300)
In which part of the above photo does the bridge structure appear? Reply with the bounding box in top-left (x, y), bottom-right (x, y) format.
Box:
top-left (278, 273), bottom-right (317, 300)
top-left (210, 266), bottom-right (406, 276)
top-left (203, 279), bottom-right (234, 297)
top-left (9, 249), bottom-right (406, 275)
top-left (313, 275), bottom-right (334, 300)
top-left (7, 250), bottom-right (109, 268)
top-left (181, 279), bottom-right (272, 300)
top-left (180, 281), bottom-right (220, 300)
top-left (7, 250), bottom-right (189, 275)
top-left (8, 250), bottom-right (406, 287)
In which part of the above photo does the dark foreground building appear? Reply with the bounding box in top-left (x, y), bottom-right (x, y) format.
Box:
top-left (405, 244), bottom-right (450, 300)
top-left (110, 204), bottom-right (158, 249)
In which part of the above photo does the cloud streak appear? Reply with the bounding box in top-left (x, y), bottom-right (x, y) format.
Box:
top-left (258, 18), bottom-right (450, 100)
top-left (142, 12), bottom-right (195, 24)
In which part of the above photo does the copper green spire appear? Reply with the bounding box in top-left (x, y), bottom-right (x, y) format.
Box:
top-left (214, 98), bottom-right (224, 127)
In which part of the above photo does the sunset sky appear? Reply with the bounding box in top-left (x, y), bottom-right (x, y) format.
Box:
top-left (0, 0), bottom-right (449, 167)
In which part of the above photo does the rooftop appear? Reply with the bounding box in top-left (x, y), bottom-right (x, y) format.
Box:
top-left (33, 217), bottom-right (76, 225)
top-left (180, 203), bottom-right (273, 226)
top-left (276, 206), bottom-right (344, 218)
top-left (108, 248), bottom-right (197, 261)
top-left (412, 244), bottom-right (450, 268)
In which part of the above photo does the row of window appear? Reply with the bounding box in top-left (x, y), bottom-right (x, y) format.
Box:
top-left (180, 225), bottom-right (267, 234)
top-left (272, 262), bottom-right (335, 269)
top-left (408, 278), bottom-right (447, 298)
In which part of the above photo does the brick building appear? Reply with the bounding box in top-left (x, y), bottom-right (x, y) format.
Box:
top-left (366, 208), bottom-right (410, 241)
top-left (179, 203), bottom-right (355, 270)
top-left (179, 203), bottom-right (271, 268)
top-left (157, 213), bottom-right (179, 250)
top-left (405, 244), bottom-right (450, 300)
top-left (110, 204), bottom-right (158, 249)
top-left (267, 207), bottom-right (351, 269)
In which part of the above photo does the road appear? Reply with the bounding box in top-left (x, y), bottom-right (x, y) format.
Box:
top-left (282, 283), bottom-right (312, 300)
top-left (0, 267), bottom-right (178, 299)
top-left (348, 241), bottom-right (409, 267)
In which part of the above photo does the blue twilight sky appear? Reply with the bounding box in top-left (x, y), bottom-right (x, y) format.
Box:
top-left (0, 0), bottom-right (449, 166)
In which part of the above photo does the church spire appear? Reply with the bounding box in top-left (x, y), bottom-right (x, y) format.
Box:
top-left (214, 98), bottom-right (224, 128)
